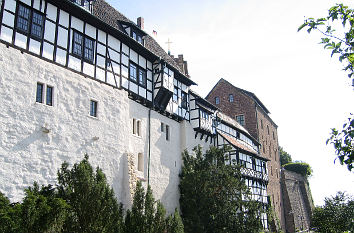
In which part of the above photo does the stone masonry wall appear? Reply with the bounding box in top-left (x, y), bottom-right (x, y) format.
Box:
top-left (281, 170), bottom-right (314, 232)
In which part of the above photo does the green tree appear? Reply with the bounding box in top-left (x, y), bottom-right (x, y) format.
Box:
top-left (57, 154), bottom-right (124, 233)
top-left (279, 146), bottom-right (292, 166)
top-left (167, 208), bottom-right (184, 233)
top-left (179, 145), bottom-right (263, 233)
top-left (312, 191), bottom-right (354, 232)
top-left (298, 4), bottom-right (354, 171)
top-left (0, 192), bottom-right (21, 233)
top-left (283, 162), bottom-right (313, 178)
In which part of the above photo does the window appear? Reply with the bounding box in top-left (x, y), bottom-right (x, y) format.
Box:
top-left (236, 115), bottom-right (245, 126)
top-left (90, 100), bottom-right (97, 117)
top-left (46, 86), bottom-right (53, 106)
top-left (129, 63), bottom-right (146, 87)
top-left (165, 125), bottom-right (170, 141)
top-left (36, 83), bottom-right (43, 103)
top-left (229, 94), bottom-right (234, 102)
top-left (16, 4), bottom-right (44, 39)
top-left (131, 30), bottom-right (144, 45)
top-left (137, 120), bottom-right (141, 136)
top-left (138, 153), bottom-right (144, 172)
top-left (215, 97), bottom-right (220, 105)
top-left (138, 69), bottom-right (146, 87)
top-left (173, 87), bottom-right (178, 102)
top-left (72, 31), bottom-right (95, 62)
top-left (273, 131), bottom-right (275, 140)
top-left (181, 91), bottom-right (187, 109)
top-left (161, 122), bottom-right (164, 132)
top-left (267, 125), bottom-right (270, 135)
top-left (261, 119), bottom-right (263, 129)
top-left (36, 83), bottom-right (53, 106)
top-left (133, 118), bottom-right (141, 136)
top-left (133, 118), bottom-right (136, 134)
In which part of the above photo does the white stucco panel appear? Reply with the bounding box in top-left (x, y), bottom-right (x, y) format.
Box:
top-left (44, 20), bottom-right (56, 43)
top-left (42, 42), bottom-right (54, 60)
top-left (29, 39), bottom-right (41, 55)
top-left (46, 3), bottom-right (57, 22)
top-left (57, 27), bottom-right (68, 48)
top-left (14, 32), bottom-right (27, 49)
top-left (85, 23), bottom-right (96, 39)
top-left (4, 0), bottom-right (16, 13)
top-left (71, 17), bottom-right (84, 33)
top-left (0, 26), bottom-right (13, 43)
top-left (2, 11), bottom-right (15, 27)
top-left (59, 10), bottom-right (69, 27)
top-left (55, 48), bottom-right (67, 66)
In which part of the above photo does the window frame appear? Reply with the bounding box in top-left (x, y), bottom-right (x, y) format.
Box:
top-left (90, 100), bottom-right (98, 117)
top-left (129, 62), bottom-right (147, 88)
top-left (72, 30), bottom-right (95, 63)
top-left (36, 82), bottom-right (44, 103)
top-left (236, 114), bottom-right (245, 126)
top-left (229, 94), bottom-right (234, 102)
top-left (165, 125), bottom-right (170, 141)
top-left (16, 4), bottom-right (45, 41)
top-left (181, 91), bottom-right (188, 109)
top-left (46, 85), bottom-right (53, 106)
top-left (215, 96), bottom-right (220, 105)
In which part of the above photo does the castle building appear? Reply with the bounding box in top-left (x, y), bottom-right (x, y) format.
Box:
top-left (206, 78), bottom-right (285, 230)
top-left (0, 0), bottom-right (269, 228)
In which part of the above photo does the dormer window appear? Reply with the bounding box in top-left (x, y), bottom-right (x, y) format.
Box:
top-left (70, 0), bottom-right (93, 12)
top-left (131, 29), bottom-right (144, 45)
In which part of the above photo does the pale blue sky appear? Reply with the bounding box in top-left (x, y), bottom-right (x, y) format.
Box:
top-left (107, 0), bottom-right (354, 206)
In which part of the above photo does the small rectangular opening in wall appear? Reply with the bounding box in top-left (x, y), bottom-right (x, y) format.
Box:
top-left (137, 120), bottom-right (141, 136)
top-left (36, 83), bottom-right (44, 103)
top-left (133, 118), bottom-right (136, 134)
top-left (46, 86), bottom-right (53, 106)
top-left (161, 122), bottom-right (164, 132)
top-left (166, 125), bottom-right (170, 141)
top-left (90, 100), bottom-right (98, 117)
top-left (138, 153), bottom-right (144, 172)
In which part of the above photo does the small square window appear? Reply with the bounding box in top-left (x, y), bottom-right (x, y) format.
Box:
top-left (215, 97), bottom-right (220, 105)
top-left (72, 30), bottom-right (95, 63)
top-left (90, 100), bottom-right (97, 117)
top-left (36, 83), bottom-right (43, 103)
top-left (46, 86), bottom-right (53, 106)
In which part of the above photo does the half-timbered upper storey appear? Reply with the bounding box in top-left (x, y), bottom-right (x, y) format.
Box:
top-left (0, 0), bottom-right (196, 122)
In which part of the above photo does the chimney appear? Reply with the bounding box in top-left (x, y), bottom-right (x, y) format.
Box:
top-left (137, 17), bottom-right (144, 30)
top-left (173, 54), bottom-right (189, 77)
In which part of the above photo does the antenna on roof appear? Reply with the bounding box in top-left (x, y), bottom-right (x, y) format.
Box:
top-left (166, 38), bottom-right (173, 55)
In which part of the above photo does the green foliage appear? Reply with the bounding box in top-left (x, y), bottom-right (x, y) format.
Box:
top-left (125, 181), bottom-right (184, 233)
top-left (167, 208), bottom-right (184, 233)
top-left (283, 162), bottom-right (313, 178)
top-left (179, 145), bottom-right (263, 233)
top-left (298, 4), bottom-right (354, 79)
top-left (298, 4), bottom-right (354, 171)
top-left (0, 156), bottom-right (183, 232)
top-left (312, 191), bottom-right (354, 232)
top-left (327, 115), bottom-right (354, 171)
top-left (279, 146), bottom-right (292, 166)
top-left (57, 154), bottom-right (124, 232)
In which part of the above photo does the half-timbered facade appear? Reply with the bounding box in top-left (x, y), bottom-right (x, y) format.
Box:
top-left (0, 0), bottom-right (269, 228)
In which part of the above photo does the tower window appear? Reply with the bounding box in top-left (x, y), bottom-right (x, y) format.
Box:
top-left (229, 94), bottom-right (234, 102)
top-left (236, 115), bottom-right (245, 126)
top-left (215, 97), bottom-right (220, 105)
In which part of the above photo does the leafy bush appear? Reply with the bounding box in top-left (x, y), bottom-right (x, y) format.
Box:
top-left (283, 162), bottom-right (312, 177)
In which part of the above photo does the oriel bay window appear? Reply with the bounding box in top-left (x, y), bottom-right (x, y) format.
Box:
top-left (72, 31), bottom-right (95, 63)
top-left (129, 63), bottom-right (146, 87)
top-left (16, 4), bottom-right (44, 40)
